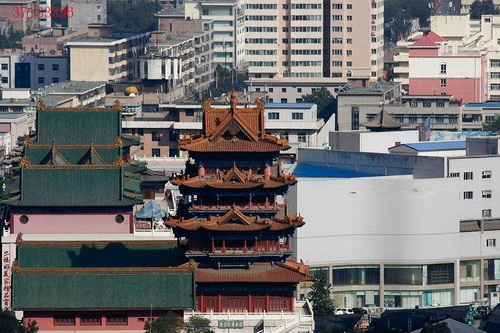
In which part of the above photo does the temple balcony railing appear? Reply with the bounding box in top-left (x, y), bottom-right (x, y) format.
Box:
top-left (187, 248), bottom-right (292, 255)
top-left (184, 301), bottom-right (314, 332)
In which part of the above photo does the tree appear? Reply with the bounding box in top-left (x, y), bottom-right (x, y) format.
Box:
top-left (198, 65), bottom-right (248, 101)
top-left (470, 0), bottom-right (500, 19)
top-left (307, 270), bottom-right (335, 316)
top-left (421, 322), bottom-right (451, 333)
top-left (184, 315), bottom-right (214, 333)
top-left (144, 312), bottom-right (182, 333)
top-left (0, 310), bottom-right (38, 333)
top-left (384, 0), bottom-right (432, 42)
top-left (301, 88), bottom-right (336, 121)
top-left (107, 1), bottom-right (161, 33)
top-left (483, 114), bottom-right (500, 132)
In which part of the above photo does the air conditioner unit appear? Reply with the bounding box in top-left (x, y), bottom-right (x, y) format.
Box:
top-left (371, 20), bottom-right (376, 24)
top-left (371, 32), bottom-right (376, 36)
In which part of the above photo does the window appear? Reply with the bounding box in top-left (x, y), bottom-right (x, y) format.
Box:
top-left (54, 315), bottom-right (76, 326)
top-left (333, 266), bottom-right (380, 286)
top-left (281, 88), bottom-right (286, 93)
top-left (152, 148), bottom-right (160, 157)
top-left (464, 172), bottom-right (473, 180)
top-left (52, 77), bottom-right (59, 83)
top-left (297, 88), bottom-right (302, 93)
top-left (80, 314), bottom-right (102, 326)
top-left (483, 171), bottom-right (492, 178)
top-left (440, 63), bottom-right (446, 74)
top-left (423, 101), bottom-right (431, 108)
top-left (152, 131), bottom-right (160, 142)
top-left (351, 106), bottom-right (359, 130)
top-left (436, 101), bottom-right (445, 108)
top-left (409, 117), bottom-right (417, 123)
top-left (1, 64), bottom-right (7, 70)
top-left (106, 314), bottom-right (128, 326)
top-left (1, 77), bottom-right (7, 83)
top-left (482, 190), bottom-right (492, 198)
top-left (487, 239), bottom-right (496, 247)
top-left (435, 116), bottom-right (444, 123)
top-left (52, 64), bottom-right (59, 71)
top-left (186, 109), bottom-right (194, 117)
top-left (269, 88), bottom-right (273, 92)
top-left (463, 191), bottom-right (473, 199)
top-left (38, 64), bottom-right (45, 71)
top-left (483, 209), bottom-right (492, 218)
top-left (347, 4), bottom-right (352, 9)
top-left (268, 112), bottom-right (279, 120)
top-left (292, 112), bottom-right (304, 120)
top-left (384, 265), bottom-right (423, 285)
top-left (450, 172), bottom-right (460, 178)
top-left (440, 79), bottom-right (446, 87)
top-left (169, 131), bottom-right (178, 141)
top-left (298, 133), bottom-right (307, 143)
top-left (38, 77), bottom-right (45, 84)
top-left (280, 98), bottom-right (287, 103)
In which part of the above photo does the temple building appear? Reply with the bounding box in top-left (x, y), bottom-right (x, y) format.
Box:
top-left (166, 93), bottom-right (314, 332)
top-left (1, 101), bottom-right (196, 332)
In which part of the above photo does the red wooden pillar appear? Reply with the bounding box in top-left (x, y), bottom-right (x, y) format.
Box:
top-left (265, 240), bottom-right (269, 252)
top-left (198, 166), bottom-right (205, 178)
top-left (217, 294), bottom-right (222, 312)
top-left (248, 293), bottom-right (252, 312)
top-left (243, 240), bottom-right (247, 253)
top-left (254, 238), bottom-right (258, 252)
top-left (200, 294), bottom-right (205, 312)
top-left (265, 294), bottom-right (270, 312)
top-left (276, 240), bottom-right (280, 252)
top-left (222, 240), bottom-right (226, 253)
top-left (290, 297), bottom-right (295, 312)
top-left (265, 196), bottom-right (269, 209)
top-left (287, 237), bottom-right (291, 251)
top-left (211, 239), bottom-right (215, 252)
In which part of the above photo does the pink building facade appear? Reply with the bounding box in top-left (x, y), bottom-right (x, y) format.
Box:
top-left (408, 32), bottom-right (487, 104)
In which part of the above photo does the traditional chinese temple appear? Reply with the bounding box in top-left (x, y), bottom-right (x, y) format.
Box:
top-left (166, 93), bottom-right (313, 326)
top-left (2, 101), bottom-right (195, 332)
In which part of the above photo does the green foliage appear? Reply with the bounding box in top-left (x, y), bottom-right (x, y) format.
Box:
top-left (483, 114), bottom-right (500, 132)
top-left (184, 315), bottom-right (214, 333)
top-left (144, 312), bottom-right (182, 333)
top-left (470, 0), bottom-right (500, 19)
top-left (107, 1), bottom-right (161, 33)
top-left (0, 310), bottom-right (38, 333)
top-left (421, 322), bottom-right (451, 333)
top-left (198, 65), bottom-right (248, 101)
top-left (307, 271), bottom-right (335, 316)
top-left (0, 28), bottom-right (26, 49)
top-left (301, 88), bottom-right (336, 121)
top-left (384, 0), bottom-right (432, 42)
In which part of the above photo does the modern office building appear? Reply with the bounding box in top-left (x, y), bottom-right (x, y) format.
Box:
top-left (244, 0), bottom-right (384, 81)
top-left (293, 145), bottom-right (500, 310)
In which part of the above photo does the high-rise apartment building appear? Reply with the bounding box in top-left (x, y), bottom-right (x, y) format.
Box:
top-left (244, 0), bottom-right (384, 82)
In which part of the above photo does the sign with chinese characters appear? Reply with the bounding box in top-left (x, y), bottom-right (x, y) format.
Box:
top-left (3, 250), bottom-right (11, 309)
top-left (218, 320), bottom-right (244, 329)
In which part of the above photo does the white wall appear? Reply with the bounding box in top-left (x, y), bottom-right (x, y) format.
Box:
top-left (359, 130), bottom-right (419, 153)
top-left (296, 177), bottom-right (460, 265)
top-left (410, 57), bottom-right (481, 78)
top-left (448, 156), bottom-right (500, 220)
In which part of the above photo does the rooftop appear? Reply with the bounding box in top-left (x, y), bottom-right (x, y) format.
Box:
top-left (294, 163), bottom-right (380, 178)
top-left (36, 81), bottom-right (106, 95)
top-left (0, 113), bottom-right (28, 119)
top-left (266, 103), bottom-right (315, 109)
top-left (389, 140), bottom-right (466, 152)
top-left (338, 82), bottom-right (400, 96)
top-left (465, 102), bottom-right (500, 108)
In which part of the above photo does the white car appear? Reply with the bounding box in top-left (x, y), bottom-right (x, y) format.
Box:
top-left (334, 308), bottom-right (354, 315)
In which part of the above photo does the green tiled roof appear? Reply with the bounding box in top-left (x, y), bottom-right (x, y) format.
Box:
top-left (18, 242), bottom-right (185, 268)
top-left (12, 271), bottom-right (195, 310)
top-left (5, 168), bottom-right (140, 207)
top-left (25, 148), bottom-right (119, 165)
top-left (36, 110), bottom-right (121, 145)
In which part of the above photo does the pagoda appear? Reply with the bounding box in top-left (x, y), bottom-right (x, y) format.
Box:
top-left (1, 101), bottom-right (196, 332)
top-left (166, 93), bottom-right (311, 313)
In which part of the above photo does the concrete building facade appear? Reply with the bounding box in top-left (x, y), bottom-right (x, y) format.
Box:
top-left (244, 0), bottom-right (384, 81)
top-left (293, 147), bottom-right (500, 310)
top-left (62, 0), bottom-right (107, 30)
top-left (0, 53), bottom-right (69, 90)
